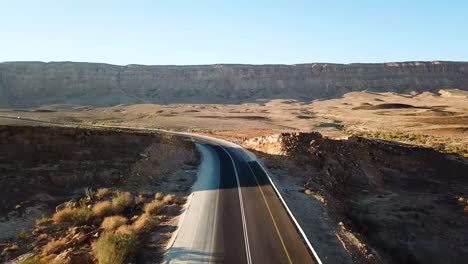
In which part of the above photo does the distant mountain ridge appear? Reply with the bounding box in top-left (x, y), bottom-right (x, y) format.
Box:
top-left (0, 61), bottom-right (467, 107)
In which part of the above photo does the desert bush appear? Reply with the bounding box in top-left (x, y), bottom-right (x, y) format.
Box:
top-left (42, 238), bottom-right (68, 255)
top-left (19, 230), bottom-right (29, 239)
top-left (84, 187), bottom-right (95, 200)
top-left (20, 256), bottom-right (43, 264)
top-left (143, 200), bottom-right (164, 215)
top-left (115, 225), bottom-right (135, 236)
top-left (162, 194), bottom-right (175, 205)
top-left (92, 201), bottom-right (115, 217)
top-left (92, 233), bottom-right (138, 264)
top-left (154, 192), bottom-right (164, 201)
top-left (52, 206), bottom-right (93, 225)
top-left (2, 244), bottom-right (19, 255)
top-left (101, 216), bottom-right (128, 232)
top-left (131, 213), bottom-right (158, 234)
top-left (111, 191), bottom-right (133, 212)
top-left (36, 233), bottom-right (49, 242)
top-left (96, 188), bottom-right (111, 200)
top-left (134, 194), bottom-right (146, 205)
top-left (36, 216), bottom-right (53, 226)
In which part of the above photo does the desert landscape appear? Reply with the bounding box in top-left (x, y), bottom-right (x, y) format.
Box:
top-left (0, 61), bottom-right (467, 264)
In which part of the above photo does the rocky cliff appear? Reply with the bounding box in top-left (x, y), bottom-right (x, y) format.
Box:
top-left (0, 61), bottom-right (467, 107)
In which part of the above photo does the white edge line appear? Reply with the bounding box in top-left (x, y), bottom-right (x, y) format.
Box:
top-left (256, 160), bottom-right (324, 264)
top-left (220, 146), bottom-right (253, 264)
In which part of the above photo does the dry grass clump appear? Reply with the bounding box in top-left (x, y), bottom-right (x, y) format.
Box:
top-left (93, 192), bottom-right (134, 217)
top-left (36, 216), bottom-right (52, 226)
top-left (114, 213), bottom-right (158, 236)
top-left (92, 201), bottom-right (114, 217)
top-left (42, 238), bottom-right (68, 255)
top-left (36, 234), bottom-right (49, 242)
top-left (101, 216), bottom-right (128, 232)
top-left (131, 213), bottom-right (158, 234)
top-left (92, 232), bottom-right (138, 264)
top-left (19, 256), bottom-right (43, 264)
top-left (143, 200), bottom-right (165, 215)
top-left (111, 191), bottom-right (133, 212)
top-left (96, 188), bottom-right (111, 200)
top-left (1, 244), bottom-right (19, 255)
top-left (115, 225), bottom-right (135, 236)
top-left (134, 194), bottom-right (146, 205)
top-left (52, 206), bottom-right (93, 225)
top-left (163, 194), bottom-right (176, 204)
top-left (154, 192), bottom-right (164, 201)
top-left (12, 190), bottom-right (179, 264)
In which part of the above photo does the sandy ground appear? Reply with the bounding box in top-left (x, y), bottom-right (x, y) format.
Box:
top-left (1, 89), bottom-right (466, 146)
top-left (0, 125), bottom-right (199, 263)
top-left (246, 133), bottom-right (468, 264)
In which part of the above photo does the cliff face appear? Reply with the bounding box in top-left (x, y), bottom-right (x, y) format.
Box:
top-left (0, 61), bottom-right (467, 107)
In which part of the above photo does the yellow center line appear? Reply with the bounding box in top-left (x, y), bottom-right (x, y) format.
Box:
top-left (247, 163), bottom-right (293, 264)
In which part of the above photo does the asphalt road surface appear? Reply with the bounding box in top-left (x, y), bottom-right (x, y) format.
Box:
top-left (164, 137), bottom-right (320, 264)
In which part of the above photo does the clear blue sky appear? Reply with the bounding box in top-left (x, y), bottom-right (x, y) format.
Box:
top-left (1, 0), bottom-right (467, 65)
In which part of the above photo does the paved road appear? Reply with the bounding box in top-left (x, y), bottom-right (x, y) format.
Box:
top-left (0, 115), bottom-right (321, 264)
top-left (164, 135), bottom-right (321, 264)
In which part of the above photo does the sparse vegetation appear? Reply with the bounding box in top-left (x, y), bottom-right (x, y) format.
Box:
top-left (162, 194), bottom-right (176, 204)
top-left (143, 200), bottom-right (165, 215)
top-left (111, 191), bottom-right (133, 212)
top-left (18, 230), bottom-right (29, 239)
top-left (0, 126), bottom-right (198, 263)
top-left (131, 213), bottom-right (158, 234)
top-left (4, 191), bottom-right (179, 263)
top-left (2, 244), bottom-right (19, 255)
top-left (42, 238), bottom-right (68, 255)
top-left (347, 129), bottom-right (468, 157)
top-left (154, 192), bottom-right (164, 201)
top-left (52, 206), bottom-right (93, 225)
top-left (101, 216), bottom-right (128, 232)
top-left (92, 201), bottom-right (115, 217)
top-left (36, 216), bottom-right (52, 226)
top-left (92, 232), bottom-right (138, 264)
top-left (96, 188), bottom-right (111, 200)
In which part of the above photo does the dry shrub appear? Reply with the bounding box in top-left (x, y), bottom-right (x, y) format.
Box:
top-left (143, 200), bottom-right (165, 215)
top-left (101, 216), bottom-right (128, 232)
top-left (37, 233), bottom-right (49, 242)
top-left (36, 216), bottom-right (52, 226)
top-left (115, 225), bottom-right (135, 236)
top-left (19, 256), bottom-right (43, 264)
top-left (92, 201), bottom-right (114, 218)
top-left (2, 244), bottom-right (19, 254)
top-left (52, 206), bottom-right (93, 225)
top-left (92, 233), bottom-right (138, 264)
top-left (163, 194), bottom-right (175, 205)
top-left (134, 194), bottom-right (146, 205)
top-left (96, 188), bottom-right (111, 200)
top-left (131, 213), bottom-right (158, 234)
top-left (42, 238), bottom-right (68, 255)
top-left (154, 192), bottom-right (164, 201)
top-left (111, 191), bottom-right (133, 212)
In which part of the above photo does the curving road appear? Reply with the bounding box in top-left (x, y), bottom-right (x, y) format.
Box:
top-left (163, 134), bottom-right (322, 264)
top-left (0, 115), bottom-right (322, 264)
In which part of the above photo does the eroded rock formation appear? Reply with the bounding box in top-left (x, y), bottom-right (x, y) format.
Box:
top-left (0, 61), bottom-right (467, 107)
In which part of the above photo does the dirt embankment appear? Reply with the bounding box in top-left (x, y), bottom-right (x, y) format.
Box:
top-left (0, 125), bottom-right (199, 263)
top-left (245, 133), bottom-right (468, 264)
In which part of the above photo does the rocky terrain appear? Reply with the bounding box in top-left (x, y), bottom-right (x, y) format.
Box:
top-left (0, 61), bottom-right (467, 107)
top-left (245, 132), bottom-right (468, 264)
top-left (0, 125), bottom-right (199, 263)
